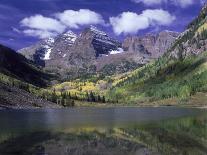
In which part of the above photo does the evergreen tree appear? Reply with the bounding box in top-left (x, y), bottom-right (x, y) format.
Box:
top-left (90, 92), bottom-right (96, 102)
top-left (86, 92), bottom-right (90, 102)
top-left (102, 96), bottom-right (106, 103)
top-left (51, 89), bottom-right (57, 103)
top-left (68, 92), bottom-right (71, 99)
top-left (74, 93), bottom-right (78, 100)
top-left (97, 95), bottom-right (101, 102)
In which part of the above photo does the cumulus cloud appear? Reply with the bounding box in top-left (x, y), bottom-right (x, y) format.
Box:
top-left (142, 9), bottom-right (176, 25)
top-left (20, 9), bottom-right (105, 39)
top-left (110, 9), bottom-right (175, 35)
top-left (132, 0), bottom-right (199, 8)
top-left (55, 9), bottom-right (105, 29)
top-left (110, 12), bottom-right (149, 35)
top-left (20, 15), bottom-right (66, 33)
top-left (20, 14), bottom-right (66, 38)
top-left (22, 29), bottom-right (59, 39)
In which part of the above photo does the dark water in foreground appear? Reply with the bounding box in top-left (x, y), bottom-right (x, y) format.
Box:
top-left (0, 107), bottom-right (202, 132)
top-left (0, 107), bottom-right (206, 155)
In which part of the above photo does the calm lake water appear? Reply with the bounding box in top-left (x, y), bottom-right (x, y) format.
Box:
top-left (0, 107), bottom-right (202, 133)
top-left (0, 107), bottom-right (206, 155)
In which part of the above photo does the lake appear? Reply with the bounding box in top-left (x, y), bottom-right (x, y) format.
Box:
top-left (0, 107), bottom-right (206, 155)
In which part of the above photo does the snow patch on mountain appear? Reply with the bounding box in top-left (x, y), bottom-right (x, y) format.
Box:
top-left (63, 31), bottom-right (77, 44)
top-left (44, 47), bottom-right (52, 60)
top-left (41, 38), bottom-right (55, 60)
top-left (109, 48), bottom-right (124, 55)
top-left (45, 37), bottom-right (55, 45)
top-left (90, 25), bottom-right (107, 36)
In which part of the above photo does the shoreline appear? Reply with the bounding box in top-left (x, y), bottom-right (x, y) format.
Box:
top-left (1, 102), bottom-right (207, 110)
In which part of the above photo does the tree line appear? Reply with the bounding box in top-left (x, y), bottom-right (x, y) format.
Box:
top-left (41, 89), bottom-right (107, 107)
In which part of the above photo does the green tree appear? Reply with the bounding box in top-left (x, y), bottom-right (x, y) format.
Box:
top-left (90, 92), bottom-right (96, 102)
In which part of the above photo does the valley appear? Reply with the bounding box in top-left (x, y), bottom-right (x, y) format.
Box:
top-left (0, 4), bottom-right (207, 109)
top-left (0, 1), bottom-right (207, 155)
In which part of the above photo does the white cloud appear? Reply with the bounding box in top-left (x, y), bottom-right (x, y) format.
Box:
top-left (20, 14), bottom-right (66, 38)
top-left (55, 9), bottom-right (105, 29)
top-left (142, 9), bottom-right (176, 25)
top-left (110, 12), bottom-right (149, 35)
top-left (110, 9), bottom-right (175, 35)
top-left (132, 0), bottom-right (199, 8)
top-left (22, 29), bottom-right (58, 39)
top-left (20, 10), bottom-right (105, 39)
top-left (20, 14), bottom-right (66, 33)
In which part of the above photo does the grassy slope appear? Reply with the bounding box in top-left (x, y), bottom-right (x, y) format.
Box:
top-left (107, 52), bottom-right (207, 105)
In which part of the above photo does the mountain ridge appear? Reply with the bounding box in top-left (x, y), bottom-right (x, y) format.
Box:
top-left (18, 27), bottom-right (179, 80)
top-left (0, 44), bottom-right (53, 87)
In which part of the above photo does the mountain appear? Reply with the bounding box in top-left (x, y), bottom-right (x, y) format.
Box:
top-left (0, 44), bottom-right (60, 109)
top-left (19, 31), bottom-right (77, 68)
top-left (168, 3), bottom-right (207, 59)
top-left (96, 30), bottom-right (179, 75)
top-left (76, 26), bottom-right (122, 57)
top-left (19, 26), bottom-right (178, 79)
top-left (123, 30), bottom-right (179, 58)
top-left (0, 44), bottom-right (53, 87)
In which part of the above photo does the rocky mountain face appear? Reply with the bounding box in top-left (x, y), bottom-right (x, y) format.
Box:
top-left (19, 26), bottom-right (179, 79)
top-left (19, 31), bottom-right (77, 68)
top-left (19, 37), bottom-right (55, 67)
top-left (62, 26), bottom-right (123, 77)
top-left (18, 26), bottom-right (123, 78)
top-left (95, 30), bottom-right (179, 75)
top-left (123, 31), bottom-right (179, 58)
top-left (168, 3), bottom-right (207, 59)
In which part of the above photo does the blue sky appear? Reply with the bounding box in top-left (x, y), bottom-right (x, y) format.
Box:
top-left (0, 0), bottom-right (205, 50)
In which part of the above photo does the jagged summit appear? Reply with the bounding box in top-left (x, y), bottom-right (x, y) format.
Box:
top-left (44, 37), bottom-right (55, 44)
top-left (18, 26), bottom-right (179, 79)
top-left (75, 26), bottom-right (122, 57)
top-left (54, 30), bottom-right (77, 47)
top-left (89, 25), bottom-right (107, 36)
top-left (62, 30), bottom-right (77, 43)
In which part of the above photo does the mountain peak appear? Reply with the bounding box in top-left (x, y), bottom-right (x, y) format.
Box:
top-left (43, 37), bottom-right (55, 45)
top-left (89, 25), bottom-right (107, 36)
top-left (61, 30), bottom-right (77, 44)
top-left (63, 30), bottom-right (77, 37)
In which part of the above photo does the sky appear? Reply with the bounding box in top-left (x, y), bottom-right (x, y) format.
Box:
top-left (0, 0), bottom-right (205, 50)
